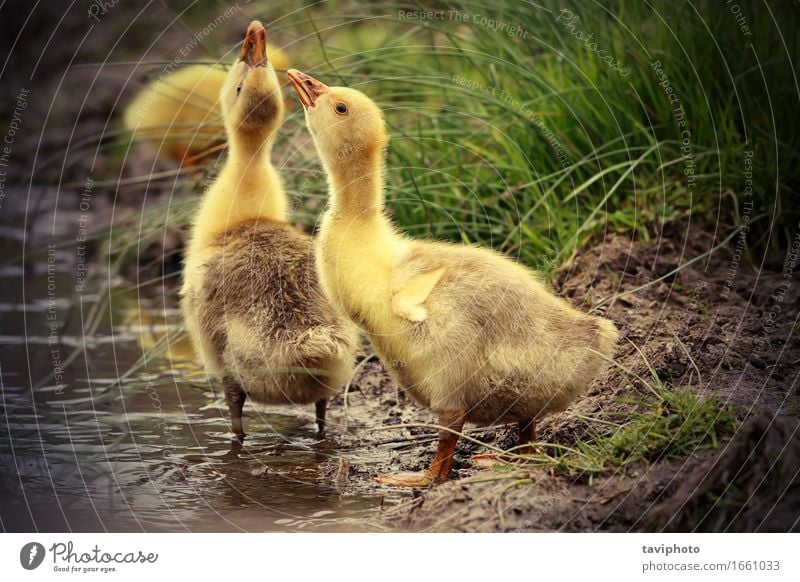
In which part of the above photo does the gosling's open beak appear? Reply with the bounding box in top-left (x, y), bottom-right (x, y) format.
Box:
top-left (287, 69), bottom-right (328, 109)
top-left (239, 20), bottom-right (267, 68)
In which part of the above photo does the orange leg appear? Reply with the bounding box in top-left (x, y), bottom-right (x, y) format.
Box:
top-left (516, 418), bottom-right (537, 454)
top-left (376, 410), bottom-right (465, 487)
top-left (173, 144), bottom-right (197, 168)
top-left (471, 418), bottom-right (537, 467)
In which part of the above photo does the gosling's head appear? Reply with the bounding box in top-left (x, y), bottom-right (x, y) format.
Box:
top-left (221, 21), bottom-right (284, 145)
top-left (286, 69), bottom-right (388, 169)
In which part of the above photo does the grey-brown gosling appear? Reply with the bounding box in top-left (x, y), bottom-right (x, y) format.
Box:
top-left (180, 23), bottom-right (357, 446)
top-left (287, 69), bottom-right (619, 487)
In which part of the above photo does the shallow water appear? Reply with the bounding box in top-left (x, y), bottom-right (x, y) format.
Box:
top-left (0, 231), bottom-right (406, 532)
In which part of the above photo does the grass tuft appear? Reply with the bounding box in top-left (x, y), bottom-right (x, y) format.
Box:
top-left (500, 386), bottom-right (739, 480)
top-left (95, 0), bottom-right (798, 284)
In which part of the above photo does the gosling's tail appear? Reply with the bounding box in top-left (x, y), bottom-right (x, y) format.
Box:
top-left (292, 325), bottom-right (355, 361)
top-left (593, 316), bottom-right (620, 360)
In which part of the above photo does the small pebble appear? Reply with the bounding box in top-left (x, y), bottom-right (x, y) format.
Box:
top-left (748, 354), bottom-right (767, 370)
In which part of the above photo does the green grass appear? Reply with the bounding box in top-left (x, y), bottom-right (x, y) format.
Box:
top-left (488, 385), bottom-right (739, 481)
top-left (98, 0), bottom-right (799, 278)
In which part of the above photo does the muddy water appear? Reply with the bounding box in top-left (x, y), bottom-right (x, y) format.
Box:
top-left (0, 231), bottom-right (407, 532)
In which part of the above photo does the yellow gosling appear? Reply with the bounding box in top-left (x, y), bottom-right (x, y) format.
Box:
top-left (288, 69), bottom-right (619, 486)
top-left (180, 24), bottom-right (357, 446)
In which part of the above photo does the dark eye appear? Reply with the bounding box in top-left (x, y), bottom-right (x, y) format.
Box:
top-left (335, 102), bottom-right (347, 114)
top-left (236, 84), bottom-right (242, 95)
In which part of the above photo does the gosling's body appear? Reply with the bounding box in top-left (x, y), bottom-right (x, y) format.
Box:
top-left (317, 201), bottom-right (618, 428)
top-left (288, 70), bottom-right (618, 484)
top-left (124, 65), bottom-right (227, 165)
top-left (183, 219), bottom-right (356, 408)
top-left (181, 23), bottom-right (356, 442)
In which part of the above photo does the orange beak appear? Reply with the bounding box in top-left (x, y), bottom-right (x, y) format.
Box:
top-left (239, 20), bottom-right (267, 68)
top-left (287, 69), bottom-right (329, 108)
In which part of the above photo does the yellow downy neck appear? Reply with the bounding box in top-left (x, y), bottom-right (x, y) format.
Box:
top-left (325, 148), bottom-right (385, 220)
top-left (191, 133), bottom-right (287, 251)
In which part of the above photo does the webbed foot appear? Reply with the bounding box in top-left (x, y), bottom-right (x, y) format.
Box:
top-left (376, 471), bottom-right (433, 488)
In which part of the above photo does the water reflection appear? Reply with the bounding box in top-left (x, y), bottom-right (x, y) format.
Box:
top-left (0, 232), bottom-right (400, 532)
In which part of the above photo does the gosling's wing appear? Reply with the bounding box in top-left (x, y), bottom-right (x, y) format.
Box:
top-left (391, 266), bottom-right (446, 322)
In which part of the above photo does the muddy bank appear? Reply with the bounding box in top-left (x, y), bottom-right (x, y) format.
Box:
top-left (375, 229), bottom-right (800, 532)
